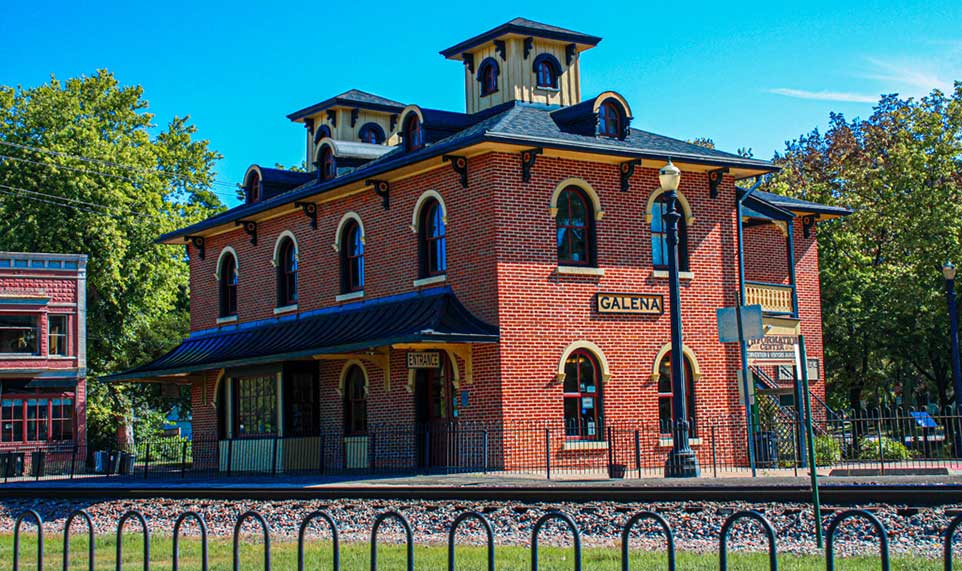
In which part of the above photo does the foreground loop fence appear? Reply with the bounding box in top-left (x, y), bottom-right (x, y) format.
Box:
top-left (13, 509), bottom-right (43, 571)
top-left (719, 511), bottom-right (778, 571)
top-left (371, 511), bottom-right (415, 571)
top-left (233, 511), bottom-right (271, 571)
top-left (172, 511), bottom-right (209, 571)
top-left (116, 511), bottom-right (150, 571)
top-left (63, 509), bottom-right (95, 571)
top-left (448, 511), bottom-right (495, 571)
top-left (945, 512), bottom-right (962, 571)
top-left (826, 510), bottom-right (890, 571)
top-left (531, 511), bottom-right (582, 571)
top-left (298, 510), bottom-right (340, 571)
top-left (621, 511), bottom-right (675, 571)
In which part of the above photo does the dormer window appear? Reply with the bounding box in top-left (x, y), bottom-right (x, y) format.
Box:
top-left (598, 100), bottom-right (623, 138)
top-left (533, 54), bottom-right (561, 89)
top-left (477, 58), bottom-right (500, 96)
top-left (248, 171), bottom-right (261, 203)
top-left (358, 123), bottom-right (385, 145)
top-left (404, 114), bottom-right (424, 152)
top-left (319, 146), bottom-right (336, 181)
top-left (314, 125), bottom-right (332, 143)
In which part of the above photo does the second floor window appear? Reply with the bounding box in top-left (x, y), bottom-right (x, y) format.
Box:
top-left (556, 186), bottom-right (593, 266)
top-left (319, 146), bottom-right (336, 181)
top-left (0, 315), bottom-right (38, 355)
top-left (651, 194), bottom-right (689, 271)
top-left (341, 220), bottom-right (364, 293)
top-left (599, 100), bottom-right (622, 138)
top-left (419, 199), bottom-right (446, 277)
top-left (48, 315), bottom-right (68, 356)
top-left (358, 123), bottom-right (385, 145)
top-left (404, 114), bottom-right (424, 152)
top-left (478, 58), bottom-right (499, 96)
top-left (277, 237), bottom-right (298, 306)
top-left (219, 254), bottom-right (238, 317)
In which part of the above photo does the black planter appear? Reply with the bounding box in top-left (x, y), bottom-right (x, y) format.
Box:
top-left (608, 463), bottom-right (627, 479)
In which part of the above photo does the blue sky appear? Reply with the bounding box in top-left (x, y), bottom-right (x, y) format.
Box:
top-left (2, 0), bottom-right (960, 207)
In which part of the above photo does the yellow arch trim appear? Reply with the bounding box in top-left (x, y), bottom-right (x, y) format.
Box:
top-left (645, 188), bottom-right (695, 227)
top-left (337, 359), bottom-right (370, 397)
top-left (410, 190), bottom-right (448, 233)
top-left (650, 343), bottom-right (703, 383)
top-left (333, 211), bottom-right (366, 252)
top-left (556, 340), bottom-right (612, 384)
top-left (272, 230), bottom-right (299, 268)
top-left (549, 178), bottom-right (604, 221)
top-left (393, 105), bottom-right (425, 139)
top-left (214, 246), bottom-right (238, 279)
top-left (591, 90), bottom-right (633, 119)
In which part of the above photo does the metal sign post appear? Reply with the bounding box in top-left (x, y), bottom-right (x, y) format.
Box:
top-left (717, 303), bottom-right (763, 477)
top-left (798, 334), bottom-right (822, 547)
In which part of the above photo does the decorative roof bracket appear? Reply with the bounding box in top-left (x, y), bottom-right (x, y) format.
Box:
top-left (443, 155), bottom-right (469, 188)
top-left (708, 168), bottom-right (729, 199)
top-left (326, 109), bottom-right (337, 127)
top-left (619, 159), bottom-right (641, 193)
top-left (294, 201), bottom-right (318, 230)
top-left (802, 214), bottom-right (818, 238)
top-left (235, 220), bottom-right (258, 246)
top-left (565, 43), bottom-right (576, 65)
top-left (523, 37), bottom-right (533, 59)
top-left (493, 40), bottom-right (506, 60)
top-left (350, 108), bottom-right (359, 128)
top-left (520, 147), bottom-right (543, 183)
top-left (367, 179), bottom-right (390, 210)
top-left (462, 53), bottom-right (475, 74)
top-left (184, 236), bottom-right (205, 260)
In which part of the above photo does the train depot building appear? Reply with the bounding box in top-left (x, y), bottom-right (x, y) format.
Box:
top-left (108, 19), bottom-right (849, 474)
top-left (0, 252), bottom-right (87, 470)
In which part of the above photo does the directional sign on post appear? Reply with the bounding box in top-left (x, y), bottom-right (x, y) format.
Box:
top-left (716, 304), bottom-right (764, 343)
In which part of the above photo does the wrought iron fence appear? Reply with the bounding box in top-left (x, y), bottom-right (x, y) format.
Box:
top-left (9, 503), bottom-right (958, 570)
top-left (3, 408), bottom-right (962, 484)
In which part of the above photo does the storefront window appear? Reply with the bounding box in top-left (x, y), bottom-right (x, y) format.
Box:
top-left (563, 349), bottom-right (603, 440)
top-left (233, 376), bottom-right (277, 437)
top-left (0, 315), bottom-right (38, 355)
top-left (1, 397), bottom-right (73, 443)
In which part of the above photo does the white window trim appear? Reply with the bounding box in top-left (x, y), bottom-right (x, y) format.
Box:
top-left (273, 304), bottom-right (298, 315)
top-left (335, 290), bottom-right (365, 302)
top-left (216, 315), bottom-right (238, 325)
top-left (557, 266), bottom-right (605, 277)
top-left (413, 274), bottom-right (447, 288)
top-left (563, 440), bottom-right (609, 451)
top-left (333, 211), bottom-right (365, 252)
top-left (272, 231), bottom-right (299, 268)
top-left (410, 190), bottom-right (447, 233)
top-left (653, 270), bottom-right (694, 280)
top-left (658, 437), bottom-right (703, 448)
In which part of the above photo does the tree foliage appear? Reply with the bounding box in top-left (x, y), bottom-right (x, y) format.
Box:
top-left (0, 70), bottom-right (224, 448)
top-left (764, 84), bottom-right (962, 410)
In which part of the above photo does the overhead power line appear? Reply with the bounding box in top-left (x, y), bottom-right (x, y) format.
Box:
top-left (0, 184), bottom-right (127, 218)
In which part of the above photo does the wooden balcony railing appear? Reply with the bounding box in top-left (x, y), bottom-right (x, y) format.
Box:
top-left (745, 281), bottom-right (795, 315)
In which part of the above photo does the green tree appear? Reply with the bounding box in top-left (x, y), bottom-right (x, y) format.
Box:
top-left (0, 70), bottom-right (225, 448)
top-left (765, 85), bottom-right (962, 411)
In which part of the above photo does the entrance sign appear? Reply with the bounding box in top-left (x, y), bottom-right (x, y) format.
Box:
top-left (596, 292), bottom-right (663, 315)
top-left (406, 351), bottom-right (440, 369)
top-left (748, 335), bottom-right (797, 365)
top-left (716, 305), bottom-right (764, 343)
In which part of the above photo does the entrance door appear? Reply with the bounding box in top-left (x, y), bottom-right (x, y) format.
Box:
top-left (414, 354), bottom-right (458, 469)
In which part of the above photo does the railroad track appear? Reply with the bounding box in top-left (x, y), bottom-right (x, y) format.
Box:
top-left (0, 483), bottom-right (959, 505)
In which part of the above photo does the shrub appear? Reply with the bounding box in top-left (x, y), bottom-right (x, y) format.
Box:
top-left (857, 436), bottom-right (912, 461)
top-left (814, 435), bottom-right (842, 465)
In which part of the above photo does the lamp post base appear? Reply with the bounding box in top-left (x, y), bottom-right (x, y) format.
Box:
top-left (664, 449), bottom-right (701, 478)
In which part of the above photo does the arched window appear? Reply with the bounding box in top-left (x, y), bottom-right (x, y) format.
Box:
top-left (340, 220), bottom-right (364, 293)
top-left (358, 123), bottom-right (385, 145)
top-left (563, 349), bottom-right (602, 440)
top-left (314, 125), bottom-right (332, 143)
top-left (247, 171), bottom-right (261, 204)
top-left (404, 114), bottom-right (424, 152)
top-left (477, 58), bottom-right (499, 96)
top-left (276, 237), bottom-right (298, 306)
top-left (419, 199), bottom-right (446, 277)
top-left (319, 146), bottom-right (336, 181)
top-left (657, 351), bottom-right (696, 437)
top-left (598, 100), bottom-right (623, 138)
top-left (532, 54), bottom-right (561, 89)
top-left (651, 194), bottom-right (689, 271)
top-left (219, 253), bottom-right (238, 317)
top-left (343, 365), bottom-right (367, 435)
top-left (555, 186), bottom-right (593, 266)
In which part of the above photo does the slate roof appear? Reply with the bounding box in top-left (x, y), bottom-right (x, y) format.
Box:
top-left (440, 18), bottom-right (602, 57)
top-left (750, 189), bottom-right (852, 217)
top-left (161, 100), bottom-right (785, 242)
top-left (287, 89), bottom-right (406, 121)
top-left (257, 166), bottom-right (314, 187)
top-left (102, 288), bottom-right (499, 382)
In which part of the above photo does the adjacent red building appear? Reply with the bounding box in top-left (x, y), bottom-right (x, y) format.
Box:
top-left (0, 252), bottom-right (87, 458)
top-left (109, 19), bottom-right (849, 474)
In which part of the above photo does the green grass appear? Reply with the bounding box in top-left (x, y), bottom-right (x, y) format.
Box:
top-left (0, 534), bottom-right (944, 570)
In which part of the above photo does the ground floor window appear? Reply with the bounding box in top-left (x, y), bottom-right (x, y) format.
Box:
top-left (233, 376), bottom-right (277, 437)
top-left (1, 396), bottom-right (73, 443)
top-left (343, 365), bottom-right (367, 435)
top-left (563, 349), bottom-right (602, 440)
top-left (657, 352), bottom-right (697, 436)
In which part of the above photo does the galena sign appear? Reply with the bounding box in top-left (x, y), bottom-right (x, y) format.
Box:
top-left (747, 335), bottom-right (797, 366)
top-left (596, 292), bottom-right (664, 315)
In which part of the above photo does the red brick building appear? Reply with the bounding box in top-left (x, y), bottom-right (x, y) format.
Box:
top-left (0, 252), bottom-right (87, 459)
top-left (109, 19), bottom-right (848, 474)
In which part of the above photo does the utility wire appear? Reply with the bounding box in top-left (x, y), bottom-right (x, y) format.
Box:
top-left (0, 186), bottom-right (124, 218)
top-left (0, 183), bottom-right (139, 216)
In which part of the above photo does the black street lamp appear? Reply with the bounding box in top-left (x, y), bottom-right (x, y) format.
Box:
top-left (661, 160), bottom-right (700, 478)
top-left (943, 261), bottom-right (962, 456)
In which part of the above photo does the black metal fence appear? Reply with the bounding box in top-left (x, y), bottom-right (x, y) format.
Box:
top-left (8, 504), bottom-right (952, 570)
top-left (3, 407), bottom-right (962, 483)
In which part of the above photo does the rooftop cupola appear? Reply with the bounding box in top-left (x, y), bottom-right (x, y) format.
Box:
top-left (440, 18), bottom-right (601, 114)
